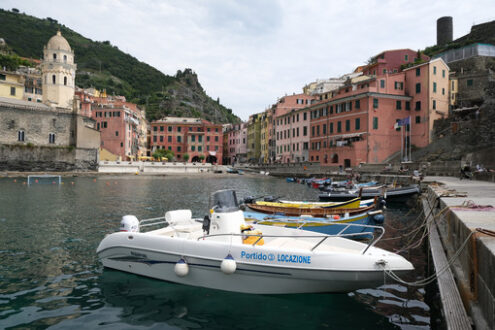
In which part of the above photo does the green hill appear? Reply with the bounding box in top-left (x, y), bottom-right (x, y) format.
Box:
top-left (0, 8), bottom-right (240, 124)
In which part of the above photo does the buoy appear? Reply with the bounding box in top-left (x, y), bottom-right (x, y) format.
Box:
top-left (174, 258), bottom-right (189, 277)
top-left (35, 179), bottom-right (38, 183)
top-left (220, 254), bottom-right (236, 275)
top-left (71, 182), bottom-right (74, 185)
top-left (13, 179), bottom-right (17, 183)
top-left (93, 179), bottom-right (96, 182)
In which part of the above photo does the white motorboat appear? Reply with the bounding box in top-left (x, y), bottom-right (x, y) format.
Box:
top-left (97, 190), bottom-right (413, 294)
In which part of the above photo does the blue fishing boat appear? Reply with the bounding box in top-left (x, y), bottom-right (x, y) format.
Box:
top-left (243, 209), bottom-right (384, 237)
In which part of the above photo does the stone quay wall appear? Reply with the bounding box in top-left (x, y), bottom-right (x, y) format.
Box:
top-left (0, 145), bottom-right (98, 171)
top-left (98, 161), bottom-right (218, 174)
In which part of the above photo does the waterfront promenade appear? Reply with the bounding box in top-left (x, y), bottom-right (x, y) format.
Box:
top-left (423, 176), bottom-right (495, 330)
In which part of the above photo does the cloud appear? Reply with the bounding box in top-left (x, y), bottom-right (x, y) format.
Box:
top-left (3, 0), bottom-right (495, 120)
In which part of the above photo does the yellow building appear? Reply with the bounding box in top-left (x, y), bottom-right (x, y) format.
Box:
top-left (0, 70), bottom-right (24, 100)
top-left (260, 111), bottom-right (270, 163)
top-left (449, 76), bottom-right (458, 107)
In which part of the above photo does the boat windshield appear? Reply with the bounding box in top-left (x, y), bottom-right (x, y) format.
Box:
top-left (211, 189), bottom-right (239, 213)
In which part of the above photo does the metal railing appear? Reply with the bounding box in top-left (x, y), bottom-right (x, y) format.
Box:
top-left (198, 222), bottom-right (385, 255)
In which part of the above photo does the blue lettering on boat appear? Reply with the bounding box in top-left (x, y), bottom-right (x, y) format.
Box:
top-left (240, 251), bottom-right (311, 264)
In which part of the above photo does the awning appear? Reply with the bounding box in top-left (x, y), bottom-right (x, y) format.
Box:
top-left (209, 151), bottom-right (217, 156)
top-left (331, 132), bottom-right (366, 139)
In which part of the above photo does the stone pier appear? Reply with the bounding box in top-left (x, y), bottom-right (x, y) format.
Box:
top-left (423, 176), bottom-right (495, 329)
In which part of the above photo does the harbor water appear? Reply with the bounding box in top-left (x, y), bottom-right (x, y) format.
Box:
top-left (0, 175), bottom-right (433, 329)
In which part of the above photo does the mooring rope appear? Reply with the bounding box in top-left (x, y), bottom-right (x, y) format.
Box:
top-left (381, 230), bottom-right (477, 287)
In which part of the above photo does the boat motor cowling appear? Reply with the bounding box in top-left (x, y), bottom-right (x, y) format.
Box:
top-left (120, 215), bottom-right (140, 232)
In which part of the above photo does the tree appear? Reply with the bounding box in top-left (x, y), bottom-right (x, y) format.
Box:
top-left (199, 154), bottom-right (205, 162)
top-left (183, 153), bottom-right (189, 162)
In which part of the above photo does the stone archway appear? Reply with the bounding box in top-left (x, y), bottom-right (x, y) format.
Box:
top-left (206, 155), bottom-right (217, 164)
top-left (331, 153), bottom-right (339, 163)
top-left (191, 156), bottom-right (200, 163)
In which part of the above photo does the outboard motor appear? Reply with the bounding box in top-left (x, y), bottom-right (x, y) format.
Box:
top-left (242, 196), bottom-right (256, 204)
top-left (120, 215), bottom-right (140, 232)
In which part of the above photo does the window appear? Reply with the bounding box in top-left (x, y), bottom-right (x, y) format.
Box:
top-left (198, 146), bottom-right (202, 152)
top-left (405, 101), bottom-right (410, 110)
top-left (10, 87), bottom-right (15, 96)
top-left (433, 66), bottom-right (437, 75)
top-left (168, 126), bottom-right (172, 132)
top-left (97, 123), bottom-right (100, 130)
top-left (303, 112), bottom-right (307, 120)
top-left (115, 131), bottom-right (119, 136)
top-left (415, 101), bottom-right (421, 111)
top-left (383, 69), bottom-right (387, 74)
top-left (159, 136), bottom-right (164, 142)
top-left (452, 81), bottom-right (455, 90)
top-left (380, 80), bottom-right (385, 88)
top-left (416, 68), bottom-right (420, 76)
top-left (415, 116), bottom-right (421, 124)
top-left (322, 124), bottom-right (326, 135)
top-left (415, 83), bottom-right (421, 93)
top-left (191, 135), bottom-right (195, 142)
top-left (153, 136), bottom-right (157, 142)
top-left (215, 128), bottom-right (219, 132)
top-left (373, 117), bottom-right (378, 130)
top-left (345, 120), bottom-right (350, 132)
top-left (53, 53), bottom-right (57, 60)
top-left (153, 126), bottom-right (158, 131)
top-left (373, 98), bottom-right (378, 109)
top-left (207, 136), bottom-right (210, 142)
top-left (330, 122), bottom-right (333, 133)
top-left (442, 88), bottom-right (445, 95)
top-left (433, 82), bottom-right (437, 93)
top-left (63, 55), bottom-right (67, 63)
top-left (52, 75), bottom-right (56, 84)
top-left (102, 122), bottom-right (107, 128)
top-left (177, 136), bottom-right (181, 143)
top-left (191, 146), bottom-right (195, 151)
top-left (178, 127), bottom-right (182, 132)
top-left (442, 69), bottom-right (446, 78)
top-left (215, 136), bottom-right (219, 142)
top-left (467, 79), bottom-right (473, 87)
top-left (355, 118), bottom-right (360, 130)
top-left (311, 126), bottom-right (315, 137)
top-left (168, 136), bottom-right (172, 142)
top-left (177, 146), bottom-right (181, 152)
top-left (18, 130), bottom-right (25, 142)
top-left (198, 135), bottom-right (202, 142)
top-left (355, 100), bottom-right (360, 109)
top-left (120, 142), bottom-right (123, 147)
top-left (64, 76), bottom-right (67, 86)
top-left (316, 125), bottom-right (320, 136)
top-left (405, 54), bottom-right (409, 61)
top-left (47, 133), bottom-right (55, 144)
top-left (189, 127), bottom-right (192, 131)
top-left (433, 100), bottom-right (436, 110)
top-left (337, 121), bottom-right (342, 133)
top-left (396, 101), bottom-right (402, 110)
top-left (168, 146), bottom-right (172, 151)
top-left (0, 74), bottom-right (6, 80)
top-left (303, 126), bottom-right (307, 136)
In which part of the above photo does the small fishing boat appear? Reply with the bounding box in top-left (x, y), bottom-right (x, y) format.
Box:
top-left (246, 202), bottom-right (377, 217)
top-left (97, 190), bottom-right (413, 294)
top-left (319, 184), bottom-right (421, 202)
top-left (252, 198), bottom-right (377, 209)
top-left (244, 209), bottom-right (385, 236)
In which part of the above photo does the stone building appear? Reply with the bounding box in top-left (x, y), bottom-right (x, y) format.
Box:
top-left (0, 31), bottom-right (100, 171)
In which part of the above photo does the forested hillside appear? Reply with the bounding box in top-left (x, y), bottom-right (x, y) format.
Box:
top-left (0, 8), bottom-right (240, 123)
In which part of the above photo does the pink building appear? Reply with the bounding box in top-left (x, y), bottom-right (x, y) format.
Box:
top-left (224, 123), bottom-right (247, 164)
top-left (308, 54), bottom-right (449, 167)
top-left (92, 97), bottom-right (144, 160)
top-left (273, 93), bottom-right (317, 163)
top-left (361, 49), bottom-right (430, 76)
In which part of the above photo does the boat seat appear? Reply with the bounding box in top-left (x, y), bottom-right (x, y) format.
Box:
top-left (173, 223), bottom-right (203, 232)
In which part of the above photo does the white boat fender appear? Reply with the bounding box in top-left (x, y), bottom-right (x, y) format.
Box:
top-left (220, 254), bottom-right (236, 275)
top-left (120, 215), bottom-right (140, 232)
top-left (175, 258), bottom-right (189, 277)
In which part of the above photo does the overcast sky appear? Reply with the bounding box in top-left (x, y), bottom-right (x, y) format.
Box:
top-left (3, 0), bottom-right (495, 120)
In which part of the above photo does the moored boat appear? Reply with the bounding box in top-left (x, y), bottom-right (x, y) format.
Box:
top-left (244, 209), bottom-right (385, 236)
top-left (97, 190), bottom-right (413, 294)
top-left (319, 184), bottom-right (421, 202)
top-left (245, 202), bottom-right (377, 217)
